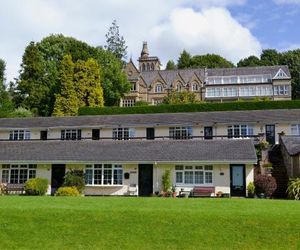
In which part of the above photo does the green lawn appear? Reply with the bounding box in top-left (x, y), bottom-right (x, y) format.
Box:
top-left (0, 197), bottom-right (299, 250)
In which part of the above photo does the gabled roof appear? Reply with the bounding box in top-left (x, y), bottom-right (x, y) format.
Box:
top-left (0, 139), bottom-right (257, 163)
top-left (207, 65), bottom-right (291, 78)
top-left (0, 109), bottom-right (300, 129)
top-left (134, 65), bottom-right (290, 87)
top-left (280, 136), bottom-right (300, 156)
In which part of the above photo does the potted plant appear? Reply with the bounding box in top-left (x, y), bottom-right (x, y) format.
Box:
top-left (247, 182), bottom-right (255, 198)
top-left (171, 186), bottom-right (177, 198)
top-left (161, 170), bottom-right (171, 197)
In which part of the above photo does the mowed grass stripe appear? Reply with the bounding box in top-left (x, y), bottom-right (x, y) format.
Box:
top-left (0, 197), bottom-right (299, 250)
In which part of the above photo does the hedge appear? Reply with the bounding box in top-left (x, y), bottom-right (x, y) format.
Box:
top-left (78, 100), bottom-right (300, 116)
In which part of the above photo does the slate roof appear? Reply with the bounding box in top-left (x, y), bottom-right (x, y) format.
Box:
top-left (0, 139), bottom-right (257, 163)
top-left (136, 65), bottom-right (290, 87)
top-left (280, 136), bottom-right (300, 156)
top-left (207, 65), bottom-right (290, 78)
top-left (0, 109), bottom-right (300, 129)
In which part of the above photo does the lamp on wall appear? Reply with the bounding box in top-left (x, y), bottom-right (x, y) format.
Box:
top-left (220, 167), bottom-right (224, 176)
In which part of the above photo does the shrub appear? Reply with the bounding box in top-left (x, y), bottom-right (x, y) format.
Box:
top-left (135, 101), bottom-right (149, 106)
top-left (247, 182), bottom-right (255, 197)
top-left (25, 178), bottom-right (48, 196)
top-left (254, 175), bottom-right (277, 198)
top-left (78, 100), bottom-right (300, 116)
top-left (63, 169), bottom-right (85, 193)
top-left (162, 170), bottom-right (171, 192)
top-left (0, 183), bottom-right (6, 195)
top-left (55, 186), bottom-right (80, 196)
top-left (287, 178), bottom-right (300, 200)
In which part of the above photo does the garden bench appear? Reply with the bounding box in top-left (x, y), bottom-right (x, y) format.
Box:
top-left (190, 186), bottom-right (215, 197)
top-left (5, 183), bottom-right (25, 194)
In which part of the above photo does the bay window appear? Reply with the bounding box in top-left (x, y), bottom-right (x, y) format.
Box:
top-left (175, 165), bottom-right (213, 185)
top-left (85, 164), bottom-right (123, 186)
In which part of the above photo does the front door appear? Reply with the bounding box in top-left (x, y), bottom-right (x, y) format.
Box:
top-left (265, 125), bottom-right (275, 145)
top-left (230, 165), bottom-right (246, 197)
top-left (51, 164), bottom-right (66, 194)
top-left (138, 164), bottom-right (153, 196)
top-left (204, 127), bottom-right (213, 139)
top-left (92, 129), bottom-right (100, 140)
top-left (146, 128), bottom-right (155, 140)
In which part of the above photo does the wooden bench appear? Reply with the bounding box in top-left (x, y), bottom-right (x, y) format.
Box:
top-left (4, 183), bottom-right (25, 194)
top-left (190, 186), bottom-right (215, 197)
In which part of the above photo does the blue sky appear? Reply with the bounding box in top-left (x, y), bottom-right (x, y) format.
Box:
top-left (0, 0), bottom-right (300, 83)
top-left (229, 0), bottom-right (300, 50)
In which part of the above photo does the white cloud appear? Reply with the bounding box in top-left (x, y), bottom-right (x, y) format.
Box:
top-left (150, 7), bottom-right (261, 65)
top-left (0, 0), bottom-right (261, 82)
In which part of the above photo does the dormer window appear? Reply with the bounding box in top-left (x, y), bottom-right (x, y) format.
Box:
top-left (155, 84), bottom-right (163, 93)
top-left (130, 83), bottom-right (136, 91)
top-left (192, 84), bottom-right (198, 91)
top-left (176, 85), bottom-right (181, 92)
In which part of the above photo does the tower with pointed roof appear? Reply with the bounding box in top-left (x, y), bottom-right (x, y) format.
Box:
top-left (138, 42), bottom-right (160, 72)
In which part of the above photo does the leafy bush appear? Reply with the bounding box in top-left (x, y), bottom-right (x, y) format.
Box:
top-left (162, 170), bottom-right (171, 192)
top-left (25, 178), bottom-right (48, 196)
top-left (247, 182), bottom-right (255, 197)
top-left (135, 101), bottom-right (149, 106)
top-left (287, 178), bottom-right (300, 200)
top-left (55, 186), bottom-right (80, 196)
top-left (63, 169), bottom-right (85, 194)
top-left (78, 100), bottom-right (300, 116)
top-left (254, 175), bottom-right (277, 198)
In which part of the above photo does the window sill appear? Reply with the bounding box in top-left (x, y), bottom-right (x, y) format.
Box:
top-left (175, 184), bottom-right (214, 187)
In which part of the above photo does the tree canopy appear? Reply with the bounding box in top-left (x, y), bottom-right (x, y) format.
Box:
top-left (105, 20), bottom-right (128, 61)
top-left (53, 55), bottom-right (104, 116)
top-left (14, 34), bottom-right (130, 116)
top-left (165, 60), bottom-right (176, 70)
top-left (176, 50), bottom-right (234, 69)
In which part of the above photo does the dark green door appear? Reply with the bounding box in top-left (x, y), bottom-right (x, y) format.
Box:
top-left (138, 164), bottom-right (153, 196)
top-left (51, 164), bottom-right (66, 194)
top-left (230, 165), bottom-right (246, 197)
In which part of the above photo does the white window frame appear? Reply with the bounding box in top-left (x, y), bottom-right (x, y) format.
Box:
top-left (9, 130), bottom-right (31, 140)
top-left (175, 165), bottom-right (213, 186)
top-left (192, 83), bottom-right (198, 91)
top-left (85, 164), bottom-right (123, 186)
top-left (291, 125), bottom-right (300, 135)
top-left (1, 164), bottom-right (36, 184)
top-left (227, 124), bottom-right (254, 138)
top-left (155, 84), bottom-right (163, 93)
top-left (112, 128), bottom-right (135, 140)
top-left (61, 129), bottom-right (81, 140)
top-left (274, 85), bottom-right (289, 96)
top-left (169, 127), bottom-right (193, 139)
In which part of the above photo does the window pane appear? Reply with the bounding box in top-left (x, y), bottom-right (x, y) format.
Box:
top-left (205, 172), bottom-right (213, 184)
top-left (1, 169), bottom-right (9, 183)
top-left (10, 169), bottom-right (19, 184)
top-left (94, 169), bottom-right (102, 185)
top-left (113, 168), bottom-right (123, 185)
top-left (184, 171), bottom-right (193, 184)
top-left (19, 169), bottom-right (28, 184)
top-left (85, 169), bottom-right (93, 185)
top-left (195, 171), bottom-right (204, 184)
top-left (176, 172), bottom-right (183, 183)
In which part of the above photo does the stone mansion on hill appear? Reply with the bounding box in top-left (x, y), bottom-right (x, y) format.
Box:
top-left (121, 42), bottom-right (292, 106)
